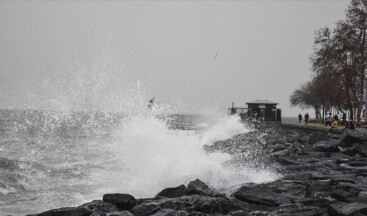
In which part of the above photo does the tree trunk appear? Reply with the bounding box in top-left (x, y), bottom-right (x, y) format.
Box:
top-left (357, 105), bottom-right (362, 122)
top-left (349, 103), bottom-right (354, 120)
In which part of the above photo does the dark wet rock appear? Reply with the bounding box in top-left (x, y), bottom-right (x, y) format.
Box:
top-left (263, 179), bottom-right (308, 201)
top-left (228, 210), bottom-right (250, 216)
top-left (306, 180), bottom-right (331, 199)
top-left (91, 202), bottom-right (120, 214)
top-left (106, 211), bottom-right (135, 216)
top-left (78, 200), bottom-right (104, 210)
top-left (267, 143), bottom-right (291, 153)
top-left (330, 153), bottom-right (353, 164)
top-left (313, 140), bottom-right (341, 152)
top-left (79, 200), bottom-right (130, 215)
top-left (187, 179), bottom-right (216, 196)
top-left (233, 184), bottom-right (291, 207)
top-left (103, 194), bottom-right (137, 211)
top-left (340, 147), bottom-right (358, 156)
top-left (328, 202), bottom-right (367, 216)
top-left (151, 209), bottom-right (189, 216)
top-left (156, 185), bottom-right (187, 198)
top-left (272, 203), bottom-right (323, 216)
top-left (347, 161), bottom-right (367, 167)
top-left (246, 211), bottom-right (271, 216)
top-left (331, 189), bottom-right (355, 202)
top-left (153, 195), bottom-right (242, 214)
top-left (354, 170), bottom-right (367, 177)
top-left (30, 207), bottom-right (92, 216)
top-left (353, 211), bottom-right (367, 216)
top-left (275, 157), bottom-right (299, 166)
top-left (298, 198), bottom-right (333, 208)
top-left (308, 133), bottom-right (332, 145)
top-left (0, 157), bottom-right (19, 171)
top-left (131, 203), bottom-right (162, 216)
top-left (283, 173), bottom-right (313, 181)
top-left (341, 130), bottom-right (367, 147)
top-left (329, 176), bottom-right (357, 186)
top-left (311, 173), bottom-right (330, 181)
top-left (354, 142), bottom-right (367, 156)
top-left (297, 134), bottom-right (311, 144)
top-left (335, 182), bottom-right (366, 195)
top-left (33, 125), bottom-right (367, 216)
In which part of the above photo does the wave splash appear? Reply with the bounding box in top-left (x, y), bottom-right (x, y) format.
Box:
top-left (0, 81), bottom-right (279, 215)
top-left (89, 112), bottom-right (278, 199)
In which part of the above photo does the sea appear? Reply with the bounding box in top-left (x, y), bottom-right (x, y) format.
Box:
top-left (0, 109), bottom-right (279, 216)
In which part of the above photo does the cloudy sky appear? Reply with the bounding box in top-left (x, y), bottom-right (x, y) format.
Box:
top-left (0, 0), bottom-right (350, 116)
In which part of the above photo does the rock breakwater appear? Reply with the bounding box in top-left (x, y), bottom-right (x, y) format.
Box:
top-left (29, 124), bottom-right (367, 216)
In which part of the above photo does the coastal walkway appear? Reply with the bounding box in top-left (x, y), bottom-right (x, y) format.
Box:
top-left (281, 117), bottom-right (367, 134)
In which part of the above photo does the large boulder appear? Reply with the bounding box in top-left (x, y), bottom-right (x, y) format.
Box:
top-left (187, 179), bottom-right (216, 196)
top-left (78, 200), bottom-right (122, 214)
top-left (151, 195), bottom-right (242, 214)
top-left (283, 173), bottom-right (313, 182)
top-left (347, 161), bottom-right (367, 167)
top-left (331, 189), bottom-right (355, 203)
top-left (299, 198), bottom-right (333, 208)
top-left (30, 207), bottom-right (92, 216)
top-left (272, 203), bottom-right (322, 216)
top-left (103, 193), bottom-right (137, 211)
top-left (131, 203), bottom-right (162, 216)
top-left (305, 180), bottom-right (331, 199)
top-left (151, 209), bottom-right (189, 216)
top-left (308, 133), bottom-right (332, 145)
top-left (267, 143), bottom-right (291, 153)
top-left (106, 211), bottom-right (135, 216)
top-left (313, 140), bottom-right (341, 152)
top-left (330, 153), bottom-right (353, 164)
top-left (341, 130), bottom-right (367, 147)
top-left (233, 184), bottom-right (291, 207)
top-left (328, 202), bottom-right (367, 216)
top-left (340, 147), bottom-right (358, 156)
top-left (353, 142), bottom-right (367, 156)
top-left (156, 185), bottom-right (187, 198)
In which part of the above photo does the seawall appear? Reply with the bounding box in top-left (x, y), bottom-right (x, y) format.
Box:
top-left (281, 122), bottom-right (344, 134)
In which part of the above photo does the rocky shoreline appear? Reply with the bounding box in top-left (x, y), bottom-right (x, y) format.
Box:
top-left (29, 124), bottom-right (367, 216)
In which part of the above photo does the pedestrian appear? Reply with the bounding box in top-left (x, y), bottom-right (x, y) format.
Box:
top-left (329, 119), bottom-right (338, 132)
top-left (342, 113), bottom-right (347, 126)
top-left (305, 113), bottom-right (309, 125)
top-left (349, 119), bottom-right (356, 129)
top-left (325, 113), bottom-right (332, 127)
top-left (333, 114), bottom-right (339, 121)
top-left (345, 119), bottom-right (355, 130)
top-left (298, 113), bottom-right (302, 123)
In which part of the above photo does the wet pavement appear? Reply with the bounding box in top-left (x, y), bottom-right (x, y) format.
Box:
top-left (281, 117), bottom-right (367, 134)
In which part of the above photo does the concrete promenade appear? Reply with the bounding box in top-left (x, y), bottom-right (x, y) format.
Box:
top-left (281, 117), bottom-right (367, 134)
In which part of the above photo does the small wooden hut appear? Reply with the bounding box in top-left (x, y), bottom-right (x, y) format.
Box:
top-left (246, 99), bottom-right (281, 121)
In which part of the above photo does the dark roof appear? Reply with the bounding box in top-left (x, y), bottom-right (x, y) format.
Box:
top-left (246, 99), bottom-right (278, 105)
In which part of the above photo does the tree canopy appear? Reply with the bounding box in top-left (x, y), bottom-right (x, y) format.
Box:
top-left (290, 0), bottom-right (367, 121)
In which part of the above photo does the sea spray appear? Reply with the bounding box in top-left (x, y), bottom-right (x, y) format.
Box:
top-left (87, 112), bottom-right (279, 199)
top-left (0, 79), bottom-right (279, 215)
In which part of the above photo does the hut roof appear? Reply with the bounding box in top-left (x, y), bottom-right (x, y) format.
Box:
top-left (246, 99), bottom-right (278, 105)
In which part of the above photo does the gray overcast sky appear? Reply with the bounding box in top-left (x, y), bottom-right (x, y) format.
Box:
top-left (0, 0), bottom-right (350, 116)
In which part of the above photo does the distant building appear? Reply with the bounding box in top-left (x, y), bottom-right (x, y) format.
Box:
top-left (228, 99), bottom-right (281, 121)
top-left (228, 102), bottom-right (247, 118)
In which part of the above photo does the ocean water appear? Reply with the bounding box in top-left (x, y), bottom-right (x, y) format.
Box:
top-left (0, 109), bottom-right (279, 216)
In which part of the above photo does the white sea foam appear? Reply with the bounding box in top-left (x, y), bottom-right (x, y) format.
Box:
top-left (1, 72), bottom-right (280, 215)
top-left (89, 111), bottom-right (279, 199)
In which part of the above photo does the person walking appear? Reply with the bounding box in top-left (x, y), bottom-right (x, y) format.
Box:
top-left (298, 114), bottom-right (302, 123)
top-left (304, 113), bottom-right (309, 125)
